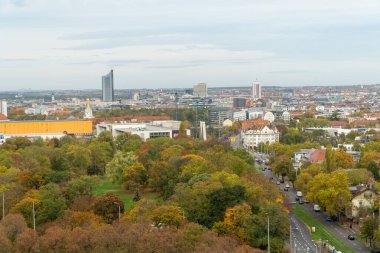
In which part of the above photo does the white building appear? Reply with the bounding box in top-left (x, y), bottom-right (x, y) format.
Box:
top-left (0, 100), bottom-right (7, 117)
top-left (241, 119), bottom-right (279, 150)
top-left (193, 83), bottom-right (208, 98)
top-left (96, 121), bottom-right (181, 141)
top-left (263, 111), bottom-right (275, 123)
top-left (233, 110), bottom-right (248, 121)
top-left (283, 111), bottom-right (291, 122)
top-left (252, 80), bottom-right (261, 99)
top-left (199, 121), bottom-right (207, 141)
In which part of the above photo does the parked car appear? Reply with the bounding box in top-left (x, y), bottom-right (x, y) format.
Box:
top-left (299, 199), bottom-right (304, 204)
top-left (276, 181), bottom-right (280, 185)
top-left (313, 204), bottom-right (321, 212)
top-left (280, 179), bottom-right (285, 183)
top-left (348, 234), bottom-right (355, 240)
top-left (284, 187), bottom-right (288, 191)
top-left (326, 216), bottom-right (338, 222)
top-left (295, 196), bottom-right (299, 201)
top-left (285, 183), bottom-right (290, 189)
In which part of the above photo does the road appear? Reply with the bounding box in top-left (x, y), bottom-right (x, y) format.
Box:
top-left (263, 168), bottom-right (370, 253)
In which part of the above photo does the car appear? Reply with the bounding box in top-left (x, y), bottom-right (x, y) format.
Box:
top-left (313, 204), bottom-right (321, 212)
top-left (276, 181), bottom-right (280, 185)
top-left (284, 187), bottom-right (288, 191)
top-left (326, 216), bottom-right (338, 222)
top-left (285, 183), bottom-right (290, 189)
top-left (295, 196), bottom-right (299, 201)
top-left (280, 179), bottom-right (285, 183)
top-left (348, 234), bottom-right (355, 240)
top-left (299, 199), bottom-right (304, 204)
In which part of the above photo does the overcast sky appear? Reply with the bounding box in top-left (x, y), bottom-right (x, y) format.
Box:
top-left (0, 0), bottom-right (380, 90)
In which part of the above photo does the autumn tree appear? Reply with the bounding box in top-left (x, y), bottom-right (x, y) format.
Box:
top-left (1, 213), bottom-right (27, 242)
top-left (306, 170), bottom-right (351, 217)
top-left (334, 149), bottom-right (355, 169)
top-left (151, 205), bottom-right (184, 228)
top-left (123, 162), bottom-right (148, 190)
top-left (93, 194), bottom-right (124, 223)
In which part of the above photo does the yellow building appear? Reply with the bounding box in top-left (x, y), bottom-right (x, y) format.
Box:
top-left (0, 120), bottom-right (93, 136)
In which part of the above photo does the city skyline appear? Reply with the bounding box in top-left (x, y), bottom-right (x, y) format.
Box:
top-left (1, 0), bottom-right (380, 90)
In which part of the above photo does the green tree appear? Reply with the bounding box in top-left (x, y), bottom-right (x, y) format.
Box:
top-left (324, 146), bottom-right (337, 173)
top-left (360, 217), bottom-right (379, 246)
top-left (88, 141), bottom-right (114, 175)
top-left (367, 161), bottom-right (380, 180)
top-left (106, 151), bottom-right (136, 184)
top-left (38, 183), bottom-right (67, 224)
top-left (65, 176), bottom-right (97, 203)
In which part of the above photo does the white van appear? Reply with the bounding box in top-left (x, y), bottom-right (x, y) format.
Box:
top-left (313, 204), bottom-right (321, 212)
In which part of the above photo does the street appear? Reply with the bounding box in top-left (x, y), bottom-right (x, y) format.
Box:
top-left (263, 167), bottom-right (370, 253)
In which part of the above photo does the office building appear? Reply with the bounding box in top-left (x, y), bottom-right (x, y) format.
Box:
top-left (193, 83), bottom-right (208, 98)
top-left (233, 98), bottom-right (248, 108)
top-left (0, 100), bottom-right (7, 117)
top-left (208, 108), bottom-right (235, 126)
top-left (102, 70), bottom-right (114, 102)
top-left (252, 80), bottom-right (261, 99)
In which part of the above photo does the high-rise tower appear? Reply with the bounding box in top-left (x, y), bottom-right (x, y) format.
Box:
top-left (102, 70), bottom-right (114, 102)
top-left (252, 80), bottom-right (261, 99)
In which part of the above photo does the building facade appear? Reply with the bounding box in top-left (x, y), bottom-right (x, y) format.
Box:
top-left (193, 83), bottom-right (208, 98)
top-left (102, 70), bottom-right (114, 102)
top-left (241, 119), bottom-right (279, 150)
top-left (252, 80), bottom-right (261, 99)
top-left (208, 108), bottom-right (235, 126)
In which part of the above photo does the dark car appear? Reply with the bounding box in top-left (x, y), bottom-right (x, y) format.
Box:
top-left (299, 199), bottom-right (304, 204)
top-left (280, 179), bottom-right (285, 183)
top-left (295, 196), bottom-right (299, 201)
top-left (326, 215), bottom-right (338, 222)
top-left (348, 234), bottom-right (355, 240)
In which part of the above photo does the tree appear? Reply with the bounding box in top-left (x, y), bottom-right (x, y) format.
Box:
top-left (65, 176), bottom-right (97, 203)
top-left (15, 228), bottom-right (39, 253)
top-left (273, 156), bottom-right (292, 179)
top-left (1, 213), bottom-right (27, 242)
top-left (360, 217), bottom-right (379, 246)
top-left (93, 194), bottom-right (124, 223)
top-left (151, 205), bottom-right (184, 228)
top-left (306, 170), bottom-right (351, 217)
top-left (38, 183), bottom-right (67, 224)
top-left (123, 163), bottom-right (148, 190)
top-left (334, 149), bottom-right (354, 169)
top-left (0, 225), bottom-right (12, 253)
top-left (367, 161), bottom-right (380, 180)
top-left (105, 151), bottom-right (136, 184)
top-left (324, 146), bottom-right (337, 172)
top-left (88, 140), bottom-right (114, 175)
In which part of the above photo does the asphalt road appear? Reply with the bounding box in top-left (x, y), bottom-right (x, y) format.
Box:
top-left (264, 169), bottom-right (370, 253)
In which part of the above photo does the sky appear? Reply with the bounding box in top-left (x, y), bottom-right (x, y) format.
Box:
top-left (0, 0), bottom-right (380, 90)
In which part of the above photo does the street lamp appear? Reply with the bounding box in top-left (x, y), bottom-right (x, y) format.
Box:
top-left (267, 215), bottom-right (270, 253)
top-left (32, 200), bottom-right (36, 232)
top-left (2, 192), bottom-right (4, 220)
top-left (113, 202), bottom-right (121, 222)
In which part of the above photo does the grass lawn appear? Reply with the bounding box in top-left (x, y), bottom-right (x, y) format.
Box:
top-left (294, 204), bottom-right (355, 253)
top-left (95, 179), bottom-right (158, 211)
